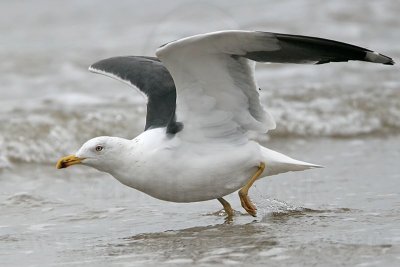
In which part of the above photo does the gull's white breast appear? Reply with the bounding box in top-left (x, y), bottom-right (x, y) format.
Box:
top-left (110, 128), bottom-right (262, 202)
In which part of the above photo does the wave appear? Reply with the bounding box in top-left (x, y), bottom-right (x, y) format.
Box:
top-left (1, 0), bottom-right (399, 168)
top-left (0, 82), bottom-right (399, 167)
top-left (2, 192), bottom-right (58, 207)
top-left (262, 82), bottom-right (400, 137)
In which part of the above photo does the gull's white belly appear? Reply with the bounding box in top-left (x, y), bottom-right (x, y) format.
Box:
top-left (113, 139), bottom-right (262, 202)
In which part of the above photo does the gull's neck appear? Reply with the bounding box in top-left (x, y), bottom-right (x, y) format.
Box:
top-left (106, 128), bottom-right (172, 189)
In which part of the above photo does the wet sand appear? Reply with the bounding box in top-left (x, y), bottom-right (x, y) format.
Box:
top-left (1, 138), bottom-right (399, 266)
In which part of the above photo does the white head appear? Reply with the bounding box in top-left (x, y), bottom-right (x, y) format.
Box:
top-left (56, 136), bottom-right (129, 173)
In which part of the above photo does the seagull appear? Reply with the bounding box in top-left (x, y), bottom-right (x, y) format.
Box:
top-left (57, 31), bottom-right (394, 217)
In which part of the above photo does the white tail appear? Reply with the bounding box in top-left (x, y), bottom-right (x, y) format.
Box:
top-left (260, 146), bottom-right (322, 177)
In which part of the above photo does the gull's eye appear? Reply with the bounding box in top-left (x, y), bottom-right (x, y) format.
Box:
top-left (95, 145), bottom-right (103, 152)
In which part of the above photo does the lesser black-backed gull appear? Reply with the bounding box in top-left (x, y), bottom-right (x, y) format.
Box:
top-left (57, 30), bottom-right (394, 217)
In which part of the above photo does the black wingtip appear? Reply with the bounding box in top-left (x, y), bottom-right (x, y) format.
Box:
top-left (365, 51), bottom-right (395, 65)
top-left (380, 55), bottom-right (395, 65)
top-left (384, 59), bottom-right (395, 65)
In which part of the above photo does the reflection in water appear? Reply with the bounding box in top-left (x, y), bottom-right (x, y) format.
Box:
top-left (104, 221), bottom-right (277, 264)
top-left (96, 208), bottom-right (372, 265)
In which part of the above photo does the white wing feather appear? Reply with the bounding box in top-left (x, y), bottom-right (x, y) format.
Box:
top-left (156, 30), bottom-right (276, 142)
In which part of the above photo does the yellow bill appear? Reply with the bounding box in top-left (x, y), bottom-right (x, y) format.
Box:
top-left (56, 155), bottom-right (84, 169)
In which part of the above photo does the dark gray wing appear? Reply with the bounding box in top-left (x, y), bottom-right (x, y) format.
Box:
top-left (244, 32), bottom-right (394, 65)
top-left (89, 56), bottom-right (181, 133)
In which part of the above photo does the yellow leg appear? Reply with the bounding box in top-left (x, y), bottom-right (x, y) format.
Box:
top-left (238, 162), bottom-right (266, 217)
top-left (217, 197), bottom-right (234, 217)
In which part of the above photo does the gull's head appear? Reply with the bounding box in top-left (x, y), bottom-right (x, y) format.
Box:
top-left (56, 136), bottom-right (128, 172)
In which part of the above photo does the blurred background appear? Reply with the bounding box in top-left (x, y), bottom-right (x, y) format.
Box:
top-left (0, 0), bottom-right (399, 165)
top-left (0, 1), bottom-right (399, 266)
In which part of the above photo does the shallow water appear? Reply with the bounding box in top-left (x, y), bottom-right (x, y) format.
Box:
top-left (1, 138), bottom-right (400, 266)
top-left (1, 0), bottom-right (400, 266)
